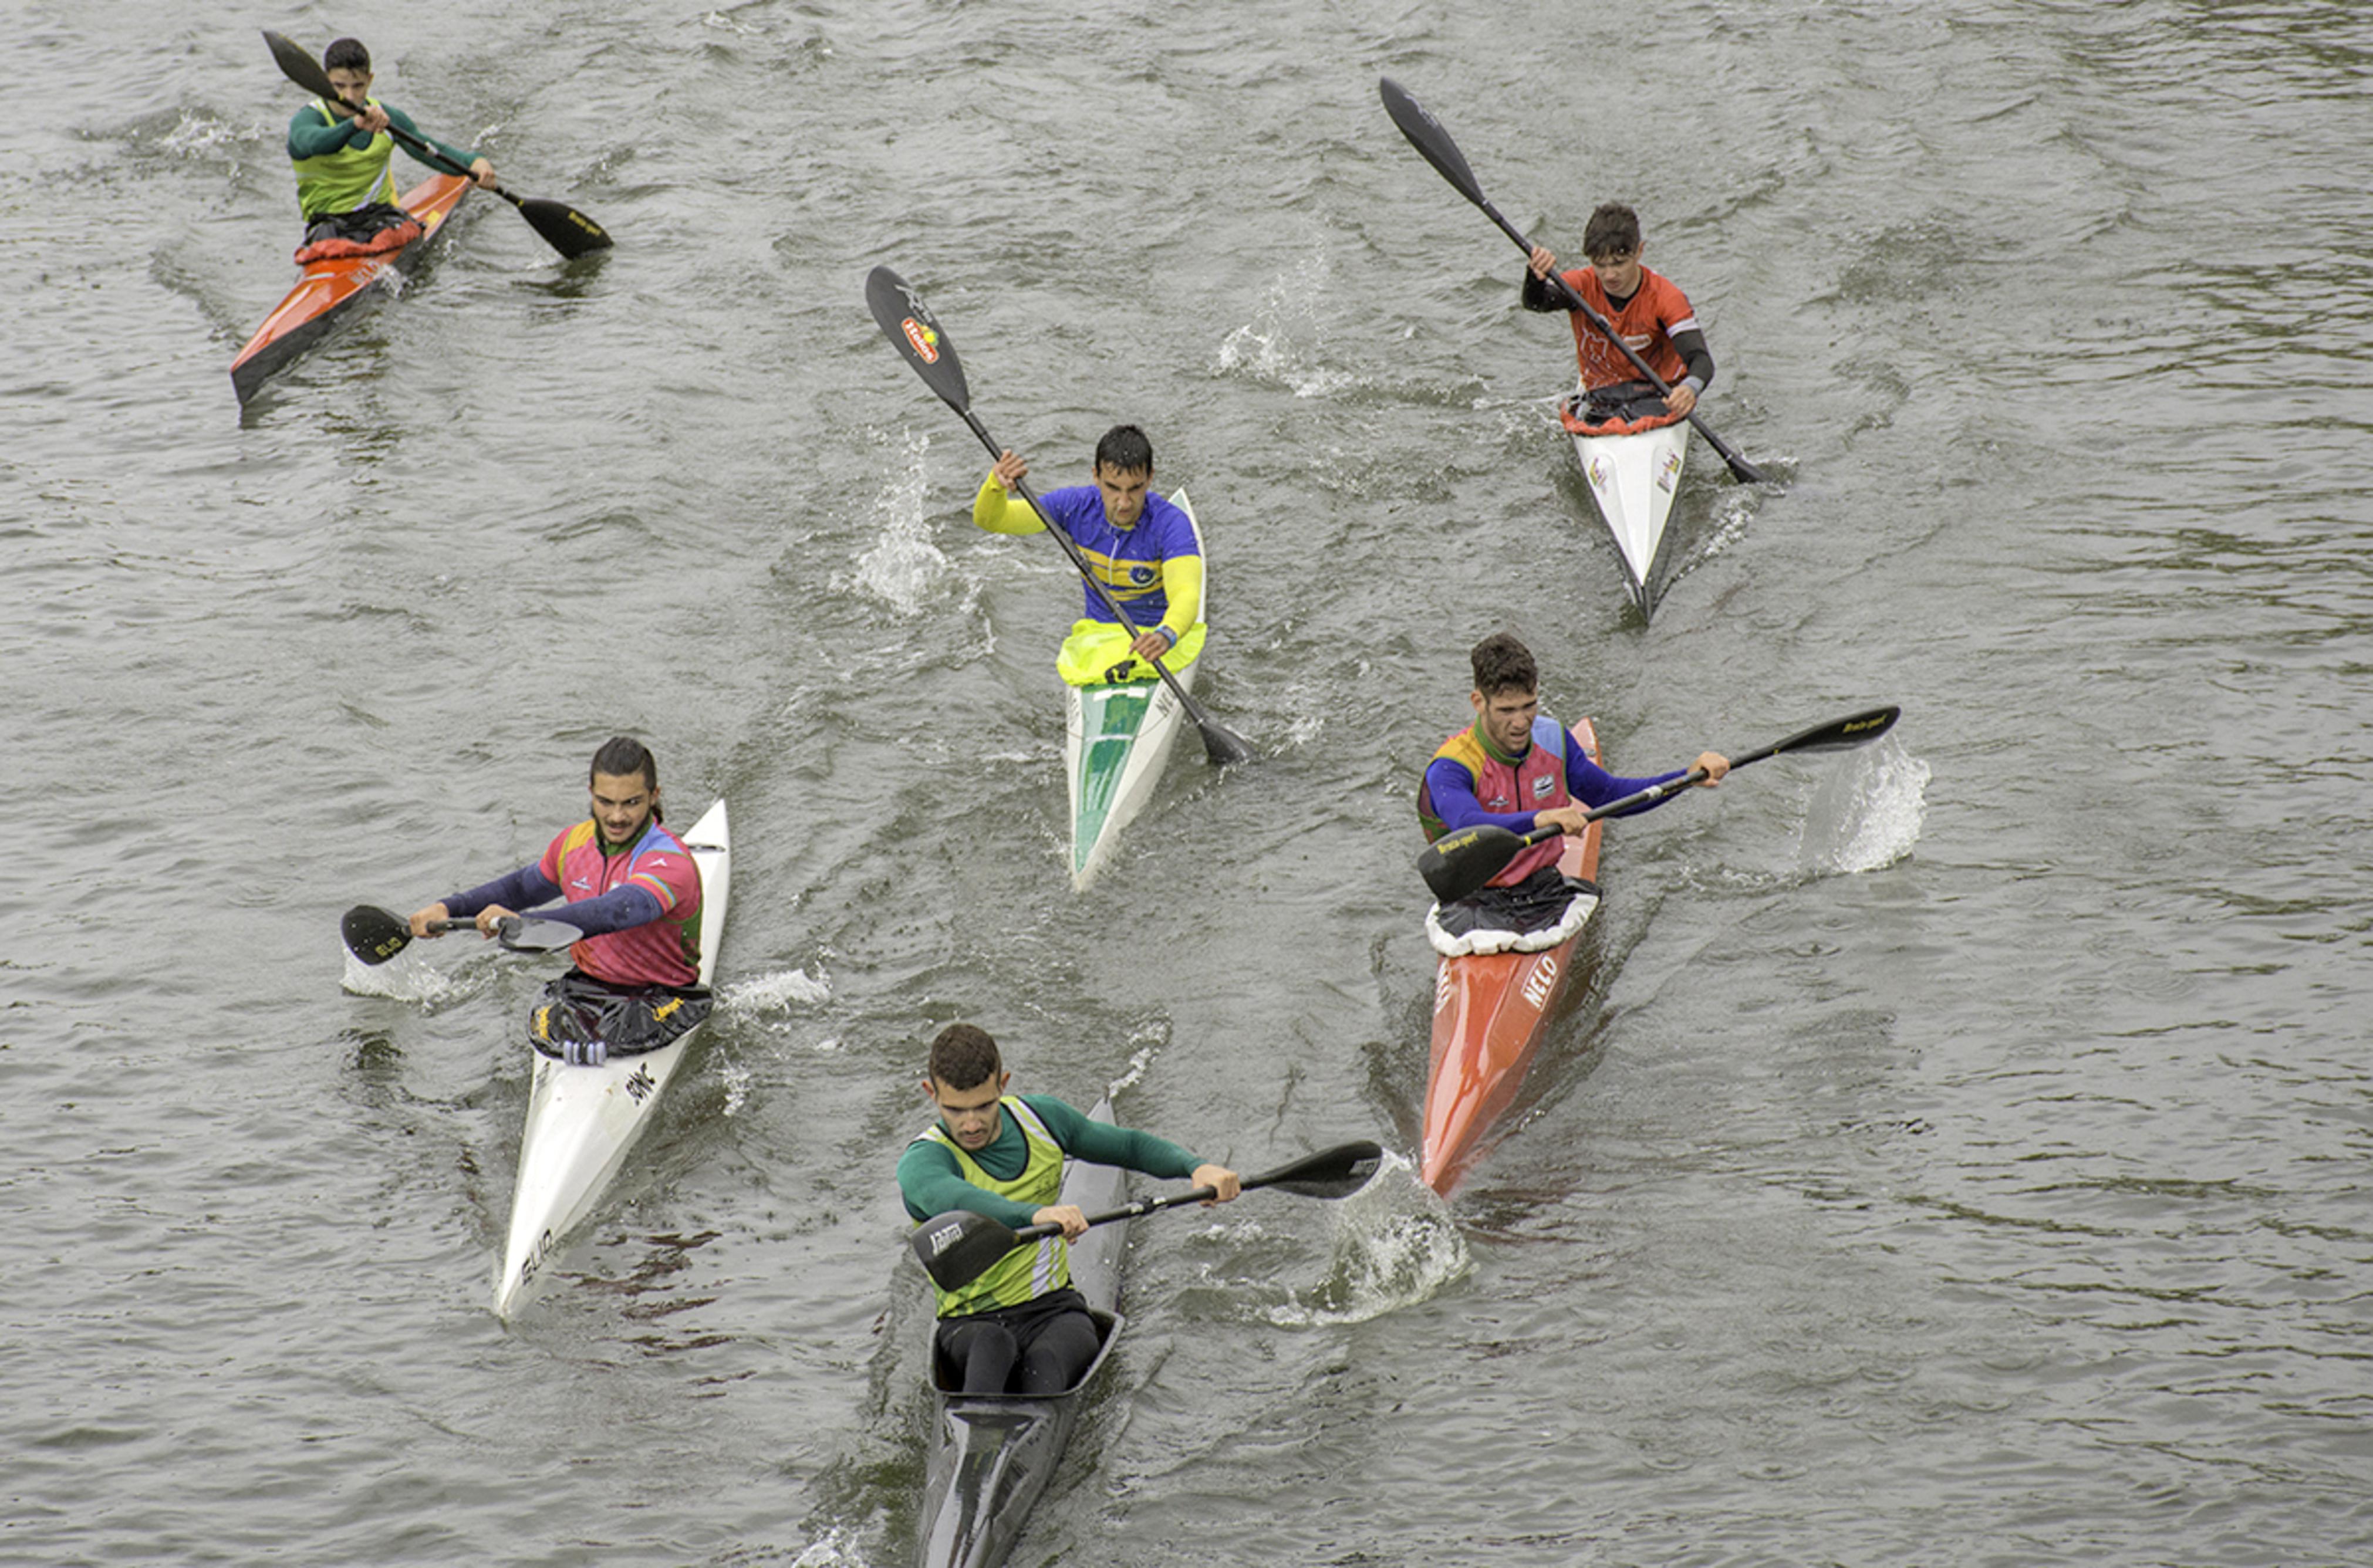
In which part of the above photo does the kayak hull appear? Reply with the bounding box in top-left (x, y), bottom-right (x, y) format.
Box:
top-left (494, 798), bottom-right (731, 1317)
top-left (230, 174), bottom-right (472, 405)
top-left (917, 1099), bottom-right (1128, 1568)
top-left (1064, 491), bottom-right (1205, 891)
top-left (1420, 719), bottom-right (1604, 1195)
top-left (1571, 418), bottom-right (1690, 620)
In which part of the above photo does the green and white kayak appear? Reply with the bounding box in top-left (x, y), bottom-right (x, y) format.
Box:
top-left (1063, 491), bottom-right (1206, 891)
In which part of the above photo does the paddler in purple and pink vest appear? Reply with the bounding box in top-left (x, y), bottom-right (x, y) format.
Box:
top-left (1418, 632), bottom-right (1729, 919)
top-left (406, 736), bottom-right (706, 1065)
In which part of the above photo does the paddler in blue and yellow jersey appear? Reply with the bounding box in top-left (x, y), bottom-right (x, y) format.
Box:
top-left (1419, 633), bottom-right (1729, 921)
top-left (286, 37), bottom-right (498, 258)
top-left (898, 1023), bottom-right (1239, 1395)
top-left (977, 424), bottom-right (1204, 687)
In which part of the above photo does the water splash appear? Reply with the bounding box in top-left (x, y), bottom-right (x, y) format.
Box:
top-left (1263, 1153), bottom-right (1470, 1325)
top-left (1799, 735), bottom-right (1929, 874)
top-left (719, 967), bottom-right (832, 1012)
top-left (1215, 250), bottom-right (1356, 398)
top-left (1103, 1020), bottom-right (1169, 1099)
top-left (850, 430), bottom-right (952, 616)
top-left (785, 1529), bottom-right (866, 1567)
top-left (337, 945), bottom-right (467, 1008)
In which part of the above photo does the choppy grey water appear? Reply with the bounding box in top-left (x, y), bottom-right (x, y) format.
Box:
top-left (6, 1), bottom-right (2371, 1563)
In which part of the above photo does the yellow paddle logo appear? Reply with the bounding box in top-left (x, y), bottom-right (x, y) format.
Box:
top-left (902, 316), bottom-right (940, 363)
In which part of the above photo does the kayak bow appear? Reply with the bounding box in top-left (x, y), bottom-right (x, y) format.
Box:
top-left (916, 1098), bottom-right (1128, 1568)
top-left (230, 174), bottom-right (471, 405)
top-left (1065, 491), bottom-right (1207, 890)
top-left (494, 798), bottom-right (732, 1317)
top-left (1420, 718), bottom-right (1604, 1194)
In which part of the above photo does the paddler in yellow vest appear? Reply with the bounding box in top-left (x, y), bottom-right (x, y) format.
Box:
top-left (1418, 632), bottom-right (1730, 928)
top-left (976, 424), bottom-right (1205, 687)
top-left (897, 1023), bottom-right (1240, 1395)
top-left (287, 37), bottom-right (498, 258)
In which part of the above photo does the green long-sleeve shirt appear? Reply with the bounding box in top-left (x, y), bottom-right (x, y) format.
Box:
top-left (286, 102), bottom-right (481, 181)
top-left (897, 1093), bottom-right (1203, 1226)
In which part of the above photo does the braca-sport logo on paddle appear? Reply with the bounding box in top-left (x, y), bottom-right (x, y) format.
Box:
top-left (902, 316), bottom-right (939, 363)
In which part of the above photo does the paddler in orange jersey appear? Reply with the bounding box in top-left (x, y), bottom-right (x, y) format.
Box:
top-left (286, 37), bottom-right (498, 259)
top-left (975, 424), bottom-right (1205, 687)
top-left (1523, 202), bottom-right (1717, 431)
top-left (1418, 633), bottom-right (1728, 931)
top-left (898, 1025), bottom-right (1239, 1395)
top-left (406, 738), bottom-right (707, 1067)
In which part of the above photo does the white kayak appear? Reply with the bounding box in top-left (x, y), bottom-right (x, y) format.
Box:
top-left (1064, 489), bottom-right (1206, 891)
top-left (1570, 414), bottom-right (1690, 621)
top-left (494, 797), bottom-right (731, 1317)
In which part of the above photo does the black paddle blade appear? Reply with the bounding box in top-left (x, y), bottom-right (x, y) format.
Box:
top-left (1197, 716), bottom-right (1257, 769)
top-left (517, 195), bottom-right (613, 258)
top-left (1417, 823), bottom-right (1529, 905)
top-left (340, 904), bottom-right (413, 966)
top-left (264, 30), bottom-right (337, 99)
top-left (1739, 705), bottom-right (1902, 766)
top-left (910, 1209), bottom-right (1022, 1292)
top-left (866, 265), bottom-right (971, 414)
top-left (1254, 1141), bottom-right (1386, 1200)
top-left (1379, 78), bottom-right (1487, 210)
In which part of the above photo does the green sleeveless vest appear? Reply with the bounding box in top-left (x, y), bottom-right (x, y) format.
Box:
top-left (292, 98), bottom-right (397, 218)
top-left (920, 1097), bottom-right (1072, 1318)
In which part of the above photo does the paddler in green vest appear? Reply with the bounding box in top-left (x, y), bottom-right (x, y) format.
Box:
top-left (897, 1023), bottom-right (1240, 1395)
top-left (287, 37), bottom-right (498, 253)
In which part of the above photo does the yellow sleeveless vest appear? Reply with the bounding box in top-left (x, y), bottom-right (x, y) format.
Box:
top-left (919, 1097), bottom-right (1072, 1318)
top-left (292, 98), bottom-right (397, 218)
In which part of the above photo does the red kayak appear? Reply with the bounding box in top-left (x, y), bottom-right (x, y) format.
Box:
top-left (1419, 717), bottom-right (1605, 1195)
top-left (230, 174), bottom-right (472, 405)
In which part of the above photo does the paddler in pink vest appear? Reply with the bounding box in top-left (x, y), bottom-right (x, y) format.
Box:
top-left (406, 737), bottom-right (706, 1065)
top-left (1418, 633), bottom-right (1729, 916)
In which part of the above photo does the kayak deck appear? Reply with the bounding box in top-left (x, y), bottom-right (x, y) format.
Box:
top-left (917, 1099), bottom-right (1127, 1568)
top-left (494, 798), bottom-right (731, 1317)
top-left (1571, 418), bottom-right (1690, 621)
top-left (1063, 490), bottom-right (1206, 890)
top-left (230, 174), bottom-right (472, 405)
top-left (1420, 719), bottom-right (1604, 1195)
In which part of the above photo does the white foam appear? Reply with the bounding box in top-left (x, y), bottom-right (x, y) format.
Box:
top-left (1799, 736), bottom-right (1929, 874)
top-left (719, 968), bottom-right (832, 1012)
top-left (1214, 250), bottom-right (1356, 398)
top-left (1263, 1152), bottom-right (1471, 1325)
top-left (850, 430), bottom-right (954, 617)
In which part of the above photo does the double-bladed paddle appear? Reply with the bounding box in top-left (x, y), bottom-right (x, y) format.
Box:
top-left (1417, 705), bottom-right (1901, 904)
top-left (265, 32), bottom-right (612, 259)
top-left (1378, 77), bottom-right (1763, 486)
top-left (864, 265), bottom-right (1257, 768)
top-left (340, 904), bottom-right (585, 966)
top-left (909, 1138), bottom-right (1385, 1292)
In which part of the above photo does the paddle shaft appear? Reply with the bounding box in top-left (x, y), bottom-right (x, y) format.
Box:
top-left (1001, 1153), bottom-right (1361, 1249)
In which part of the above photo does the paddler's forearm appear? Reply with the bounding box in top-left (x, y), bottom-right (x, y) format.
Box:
top-left (441, 864), bottom-right (561, 919)
top-left (1156, 554), bottom-right (1203, 643)
top-left (973, 474), bottom-right (1044, 536)
top-left (525, 883), bottom-right (663, 938)
top-left (1671, 329), bottom-right (1714, 396)
top-left (1569, 752), bottom-right (1692, 817)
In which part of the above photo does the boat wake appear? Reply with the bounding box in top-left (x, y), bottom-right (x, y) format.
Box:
top-left (1260, 1153), bottom-right (1470, 1325)
top-left (1798, 735), bottom-right (1929, 874)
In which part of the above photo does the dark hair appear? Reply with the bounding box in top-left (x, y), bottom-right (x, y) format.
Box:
top-left (323, 38), bottom-right (372, 74)
top-left (929, 1023), bottom-right (1003, 1091)
top-left (1583, 203), bottom-right (1642, 261)
top-left (1093, 424), bottom-right (1154, 476)
top-left (589, 736), bottom-right (660, 819)
top-left (1469, 632), bottom-right (1538, 698)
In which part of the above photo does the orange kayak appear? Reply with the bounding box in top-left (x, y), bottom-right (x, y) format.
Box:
top-left (1419, 717), bottom-right (1604, 1195)
top-left (230, 174), bottom-right (472, 405)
